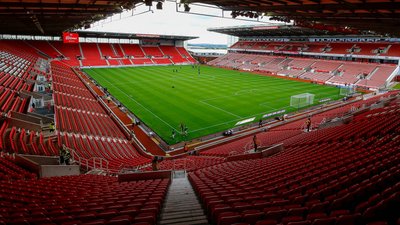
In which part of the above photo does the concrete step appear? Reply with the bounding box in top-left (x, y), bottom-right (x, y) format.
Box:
top-left (159, 176), bottom-right (210, 225)
top-left (159, 215), bottom-right (208, 225)
top-left (163, 207), bottom-right (204, 213)
top-left (165, 219), bottom-right (209, 225)
top-left (161, 209), bottom-right (205, 220)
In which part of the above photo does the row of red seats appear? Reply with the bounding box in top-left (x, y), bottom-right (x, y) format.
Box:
top-left (0, 174), bottom-right (170, 225)
top-left (143, 155), bottom-right (226, 172)
top-left (189, 103), bottom-right (400, 225)
top-left (55, 107), bottom-right (124, 138)
top-left (81, 43), bottom-right (107, 67)
top-left (16, 40), bottom-right (196, 66)
top-left (0, 88), bottom-right (28, 113)
top-left (51, 61), bottom-right (152, 171)
top-left (53, 92), bottom-right (104, 114)
top-left (199, 92), bottom-right (398, 158)
top-left (0, 155), bottom-right (36, 180)
top-left (52, 83), bottom-right (94, 99)
top-left (0, 73), bottom-right (33, 92)
top-left (61, 133), bottom-right (151, 170)
top-left (230, 41), bottom-right (400, 56)
top-left (209, 52), bottom-right (396, 89)
top-left (2, 126), bottom-right (58, 156)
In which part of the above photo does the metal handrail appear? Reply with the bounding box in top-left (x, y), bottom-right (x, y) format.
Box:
top-left (69, 147), bottom-right (109, 173)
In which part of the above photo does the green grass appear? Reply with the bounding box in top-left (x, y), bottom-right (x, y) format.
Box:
top-left (84, 65), bottom-right (342, 144)
top-left (392, 83), bottom-right (400, 90)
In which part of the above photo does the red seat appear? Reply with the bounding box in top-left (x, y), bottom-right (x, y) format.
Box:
top-left (81, 220), bottom-right (106, 225)
top-left (287, 221), bottom-right (311, 225)
top-left (311, 218), bottom-right (336, 225)
top-left (242, 209), bottom-right (264, 224)
top-left (335, 214), bottom-right (361, 225)
top-left (255, 220), bottom-right (278, 225)
top-left (134, 213), bottom-right (156, 224)
top-left (265, 209), bottom-right (287, 222)
top-left (217, 212), bottom-right (240, 225)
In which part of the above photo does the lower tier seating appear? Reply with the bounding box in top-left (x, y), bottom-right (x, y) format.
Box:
top-left (0, 175), bottom-right (170, 225)
top-left (189, 103), bottom-right (400, 225)
top-left (0, 155), bottom-right (36, 180)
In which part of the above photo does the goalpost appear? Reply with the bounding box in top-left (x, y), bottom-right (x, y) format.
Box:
top-left (339, 86), bottom-right (356, 96)
top-left (290, 93), bottom-right (315, 109)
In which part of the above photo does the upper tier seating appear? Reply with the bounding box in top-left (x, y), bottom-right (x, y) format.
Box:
top-left (0, 174), bottom-right (170, 225)
top-left (229, 41), bottom-right (400, 57)
top-left (19, 40), bottom-right (196, 66)
top-left (190, 103), bottom-right (400, 225)
top-left (380, 44), bottom-right (400, 57)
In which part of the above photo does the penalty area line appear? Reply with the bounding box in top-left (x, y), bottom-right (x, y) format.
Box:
top-left (199, 100), bottom-right (242, 119)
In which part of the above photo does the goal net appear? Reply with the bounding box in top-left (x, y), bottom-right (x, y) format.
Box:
top-left (290, 93), bottom-right (315, 108)
top-left (339, 86), bottom-right (356, 96)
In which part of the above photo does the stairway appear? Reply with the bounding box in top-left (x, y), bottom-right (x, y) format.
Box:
top-left (159, 171), bottom-right (209, 225)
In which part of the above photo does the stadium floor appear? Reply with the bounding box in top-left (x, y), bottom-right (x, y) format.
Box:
top-left (84, 65), bottom-right (341, 144)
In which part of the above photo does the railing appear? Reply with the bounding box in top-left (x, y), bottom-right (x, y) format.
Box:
top-left (69, 147), bottom-right (109, 173)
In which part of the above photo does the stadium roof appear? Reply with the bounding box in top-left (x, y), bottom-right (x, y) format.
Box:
top-left (1, 0), bottom-right (399, 37)
top-left (77, 31), bottom-right (197, 41)
top-left (190, 0), bottom-right (400, 36)
top-left (0, 0), bottom-right (133, 35)
top-left (208, 24), bottom-right (357, 37)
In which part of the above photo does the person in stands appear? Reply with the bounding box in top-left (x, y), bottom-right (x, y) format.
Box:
top-left (305, 117), bottom-right (312, 132)
top-left (152, 156), bottom-right (159, 171)
top-left (259, 119), bottom-right (263, 128)
top-left (183, 143), bottom-right (189, 153)
top-left (253, 134), bottom-right (259, 152)
top-left (64, 147), bottom-right (71, 165)
top-left (49, 121), bottom-right (55, 132)
top-left (59, 146), bottom-right (65, 165)
top-left (106, 96), bottom-right (112, 104)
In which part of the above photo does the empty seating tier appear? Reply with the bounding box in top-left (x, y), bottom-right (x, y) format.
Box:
top-left (190, 103), bottom-right (400, 225)
top-left (0, 174), bottom-right (170, 225)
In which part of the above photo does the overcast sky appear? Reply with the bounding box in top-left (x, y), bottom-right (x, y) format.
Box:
top-left (86, 1), bottom-right (271, 45)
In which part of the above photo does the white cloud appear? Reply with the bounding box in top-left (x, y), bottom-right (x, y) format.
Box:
top-left (87, 2), bottom-right (270, 45)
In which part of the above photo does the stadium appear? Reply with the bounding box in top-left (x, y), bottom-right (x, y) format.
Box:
top-left (0, 0), bottom-right (399, 225)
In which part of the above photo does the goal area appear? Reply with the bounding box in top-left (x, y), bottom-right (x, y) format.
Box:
top-left (290, 93), bottom-right (315, 108)
top-left (339, 86), bottom-right (356, 96)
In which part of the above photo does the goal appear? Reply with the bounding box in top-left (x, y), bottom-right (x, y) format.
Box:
top-left (290, 93), bottom-right (315, 109)
top-left (339, 86), bottom-right (356, 96)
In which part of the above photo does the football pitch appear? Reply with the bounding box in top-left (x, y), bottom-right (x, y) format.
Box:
top-left (84, 65), bottom-right (341, 144)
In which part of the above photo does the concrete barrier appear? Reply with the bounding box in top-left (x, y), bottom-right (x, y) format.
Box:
top-left (118, 170), bottom-right (172, 182)
top-left (40, 165), bottom-right (80, 178)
